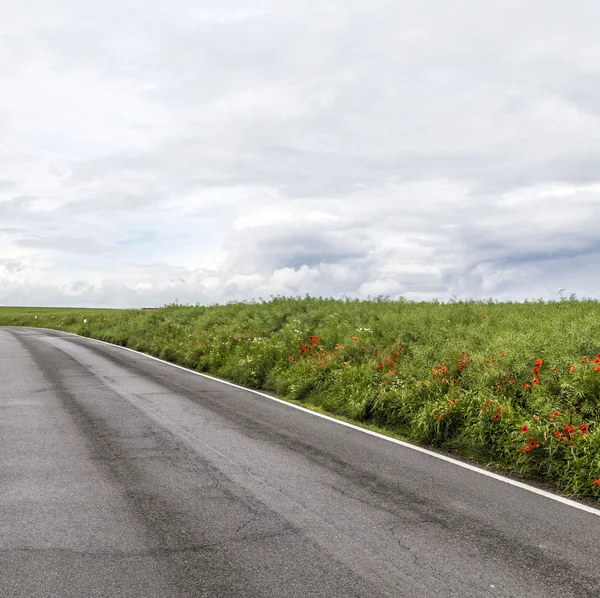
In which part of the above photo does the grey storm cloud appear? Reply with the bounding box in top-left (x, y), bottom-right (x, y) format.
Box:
top-left (1, 0), bottom-right (600, 307)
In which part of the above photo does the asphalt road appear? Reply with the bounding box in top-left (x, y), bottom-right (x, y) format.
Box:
top-left (1, 327), bottom-right (599, 598)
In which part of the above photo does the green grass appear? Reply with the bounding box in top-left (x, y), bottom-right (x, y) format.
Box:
top-left (0, 306), bottom-right (129, 322)
top-left (2, 297), bottom-right (600, 503)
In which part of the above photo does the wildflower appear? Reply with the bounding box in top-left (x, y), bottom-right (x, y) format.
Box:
top-left (533, 415), bottom-right (539, 420)
top-left (583, 356), bottom-right (589, 362)
top-left (483, 315), bottom-right (487, 319)
top-left (581, 424), bottom-right (588, 434)
top-left (594, 366), bottom-right (600, 373)
top-left (517, 449), bottom-right (521, 454)
top-left (288, 356), bottom-right (295, 362)
top-left (551, 367), bottom-right (557, 373)
top-left (554, 410), bottom-right (560, 417)
top-left (524, 383), bottom-right (531, 389)
top-left (569, 366), bottom-right (576, 373)
top-left (493, 413), bottom-right (501, 421)
top-left (521, 426), bottom-right (528, 433)
top-left (524, 445), bottom-right (531, 452)
top-left (593, 479), bottom-right (600, 487)
top-left (595, 354), bottom-right (600, 364)
top-left (353, 337), bottom-right (358, 342)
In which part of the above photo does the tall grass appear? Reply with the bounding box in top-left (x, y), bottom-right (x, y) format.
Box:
top-left (3, 297), bottom-right (600, 502)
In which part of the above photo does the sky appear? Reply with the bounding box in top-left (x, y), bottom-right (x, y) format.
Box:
top-left (1, 0), bottom-right (600, 307)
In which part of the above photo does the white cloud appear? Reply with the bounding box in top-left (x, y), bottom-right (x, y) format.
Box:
top-left (1, 0), bottom-right (600, 307)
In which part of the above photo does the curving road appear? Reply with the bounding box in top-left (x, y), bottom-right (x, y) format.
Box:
top-left (1, 326), bottom-right (599, 597)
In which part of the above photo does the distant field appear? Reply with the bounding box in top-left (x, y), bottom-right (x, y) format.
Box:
top-left (0, 306), bottom-right (131, 320)
top-left (2, 297), bottom-right (600, 502)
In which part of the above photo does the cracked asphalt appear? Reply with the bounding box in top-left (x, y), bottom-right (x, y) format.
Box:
top-left (1, 327), bottom-right (599, 597)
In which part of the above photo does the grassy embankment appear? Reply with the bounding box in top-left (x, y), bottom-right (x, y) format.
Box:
top-left (2, 297), bottom-right (600, 502)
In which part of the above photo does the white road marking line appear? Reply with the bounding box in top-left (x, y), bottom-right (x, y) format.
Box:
top-left (36, 328), bottom-right (600, 517)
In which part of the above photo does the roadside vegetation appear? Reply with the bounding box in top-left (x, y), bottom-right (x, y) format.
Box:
top-left (2, 297), bottom-right (600, 503)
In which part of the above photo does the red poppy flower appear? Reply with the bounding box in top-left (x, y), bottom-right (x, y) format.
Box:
top-left (521, 426), bottom-right (528, 433)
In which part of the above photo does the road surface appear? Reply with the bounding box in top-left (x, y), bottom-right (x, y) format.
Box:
top-left (1, 327), bottom-right (599, 597)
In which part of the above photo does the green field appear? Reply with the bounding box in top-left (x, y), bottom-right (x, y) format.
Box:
top-left (2, 297), bottom-right (600, 502)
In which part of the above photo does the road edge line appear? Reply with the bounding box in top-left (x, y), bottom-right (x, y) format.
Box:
top-left (38, 327), bottom-right (600, 517)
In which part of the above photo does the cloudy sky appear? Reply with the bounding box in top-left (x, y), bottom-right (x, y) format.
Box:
top-left (1, 0), bottom-right (600, 307)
